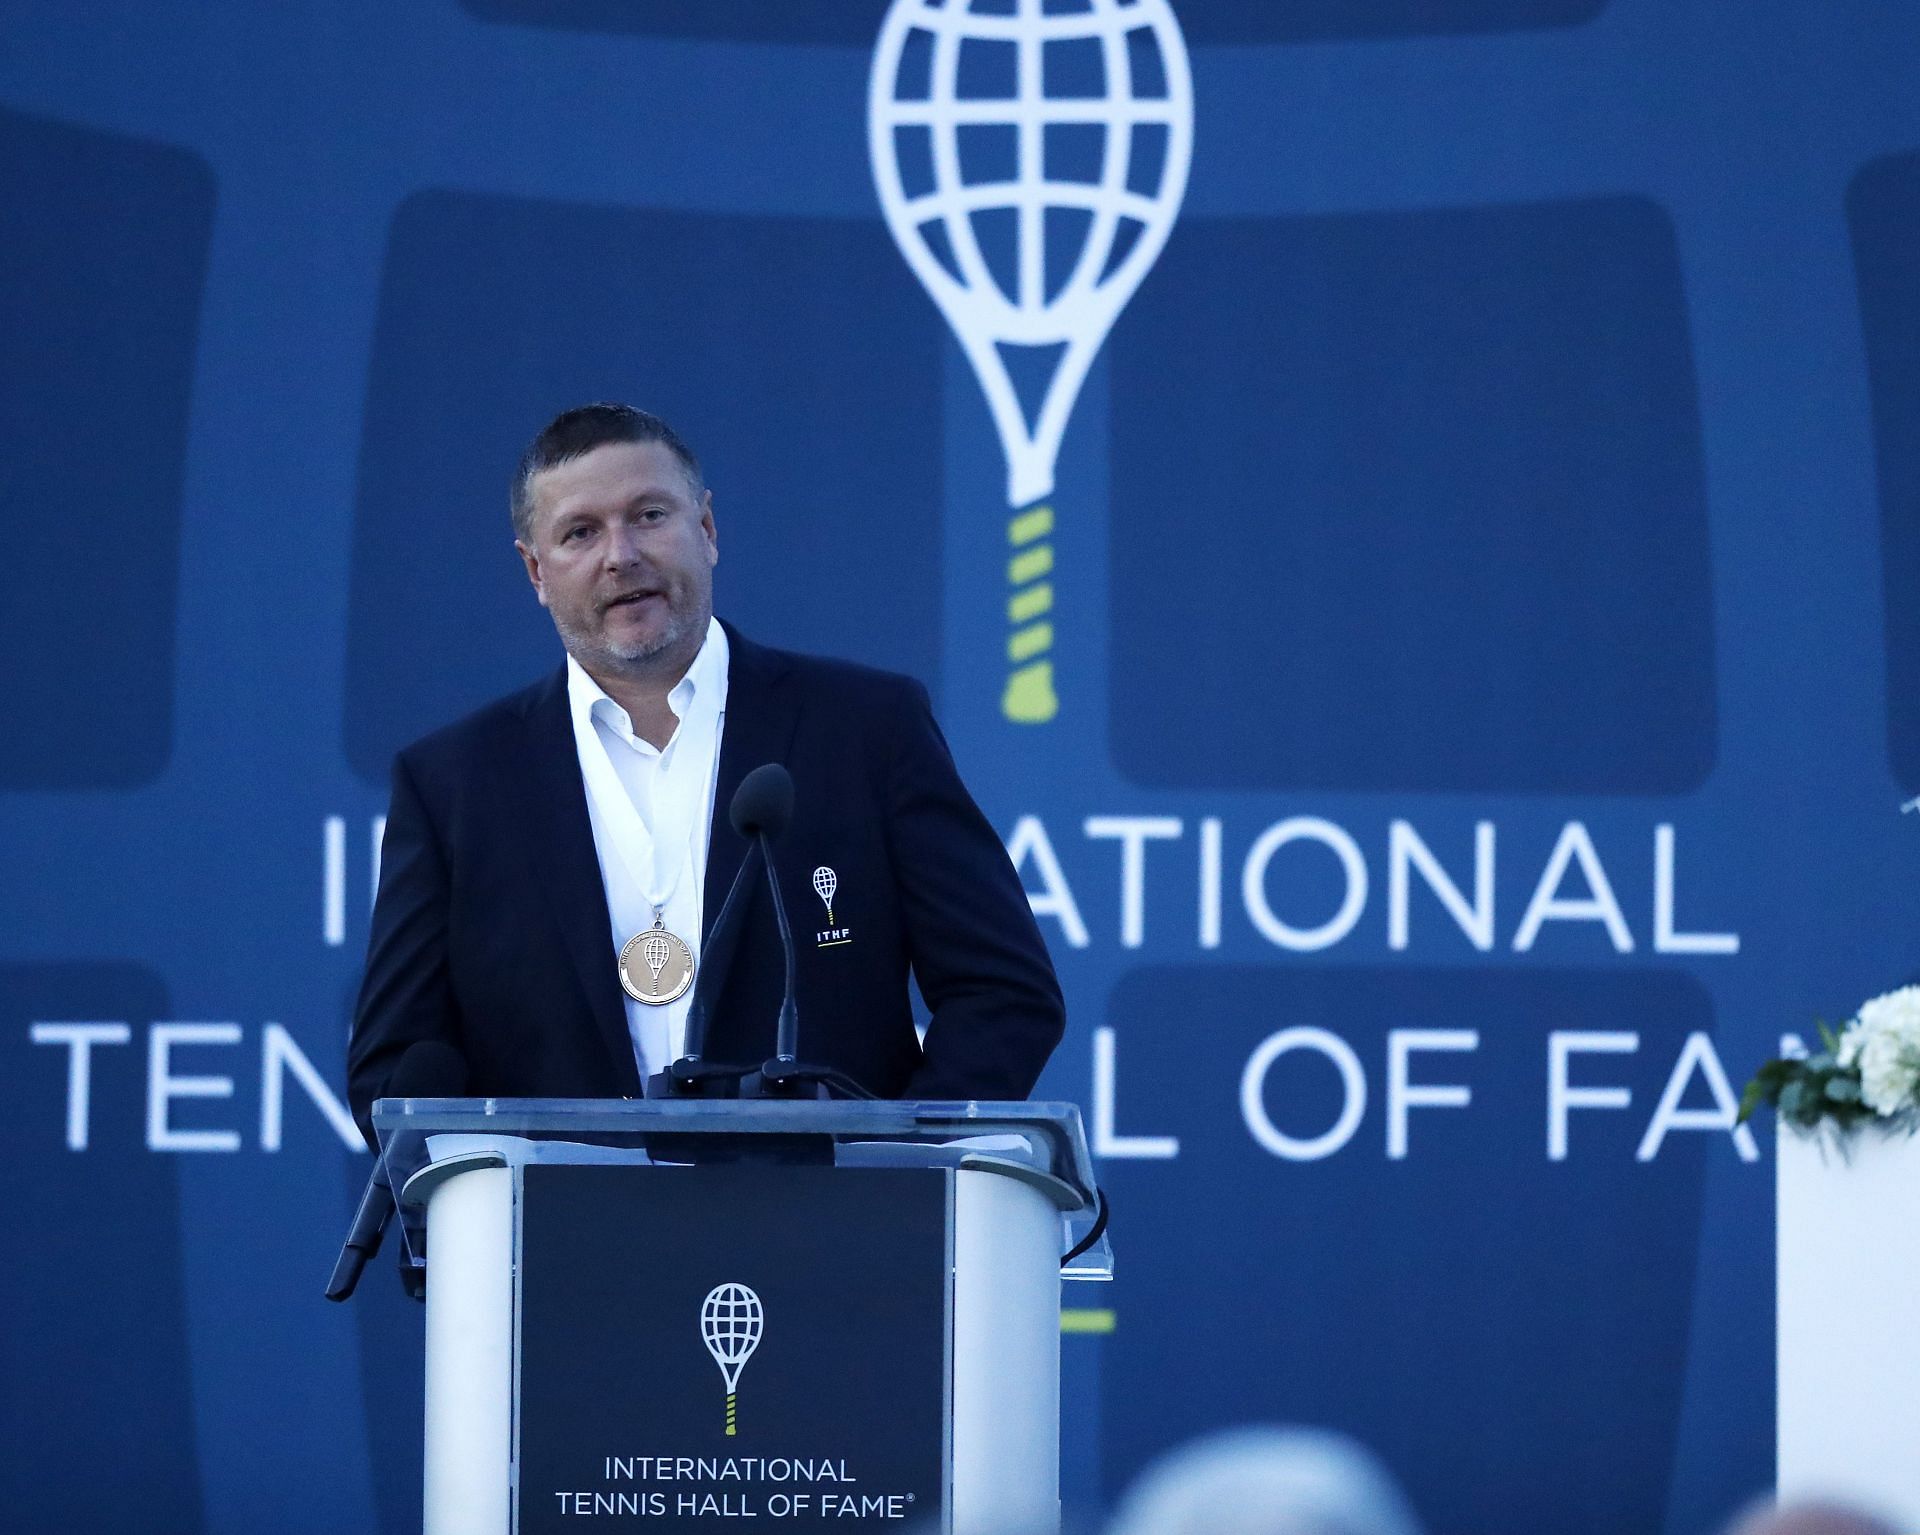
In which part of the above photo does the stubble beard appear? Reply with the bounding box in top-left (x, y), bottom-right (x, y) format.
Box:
top-left (556, 595), bottom-right (711, 685)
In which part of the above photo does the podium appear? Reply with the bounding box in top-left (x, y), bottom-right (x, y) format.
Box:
top-left (373, 1097), bottom-right (1111, 1535)
top-left (1776, 1126), bottom-right (1920, 1525)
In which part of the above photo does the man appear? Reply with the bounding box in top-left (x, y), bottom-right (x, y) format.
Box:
top-left (346, 403), bottom-right (1063, 1143)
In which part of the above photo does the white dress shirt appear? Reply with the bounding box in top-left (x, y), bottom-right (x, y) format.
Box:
top-left (566, 619), bottom-right (729, 1085)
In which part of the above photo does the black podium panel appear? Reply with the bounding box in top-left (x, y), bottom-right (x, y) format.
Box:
top-left (516, 1163), bottom-right (951, 1532)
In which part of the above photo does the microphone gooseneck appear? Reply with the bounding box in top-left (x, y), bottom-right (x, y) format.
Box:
top-left (759, 826), bottom-right (801, 1064)
top-left (677, 839), bottom-right (764, 1069)
top-left (658, 765), bottom-right (795, 1096)
top-left (724, 764), bottom-right (802, 1064)
top-left (324, 1040), bottom-right (467, 1301)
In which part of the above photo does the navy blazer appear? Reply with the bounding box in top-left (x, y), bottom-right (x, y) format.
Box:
top-left (346, 624), bottom-right (1064, 1143)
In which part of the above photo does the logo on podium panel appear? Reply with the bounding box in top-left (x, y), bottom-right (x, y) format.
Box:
top-left (700, 1283), bottom-right (764, 1437)
top-left (516, 1164), bottom-right (949, 1531)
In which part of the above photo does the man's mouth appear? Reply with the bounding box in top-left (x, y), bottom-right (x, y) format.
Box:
top-left (603, 589), bottom-right (662, 613)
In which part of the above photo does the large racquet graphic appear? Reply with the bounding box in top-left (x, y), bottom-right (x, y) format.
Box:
top-left (870, 0), bottom-right (1193, 724)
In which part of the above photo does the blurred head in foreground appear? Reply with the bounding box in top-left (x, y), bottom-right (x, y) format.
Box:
top-left (1722, 1498), bottom-right (1900, 1535)
top-left (1105, 1426), bottom-right (1422, 1535)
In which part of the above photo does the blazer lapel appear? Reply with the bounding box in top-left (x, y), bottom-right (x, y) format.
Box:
top-left (705, 622), bottom-right (801, 939)
top-left (517, 666), bottom-right (643, 1095)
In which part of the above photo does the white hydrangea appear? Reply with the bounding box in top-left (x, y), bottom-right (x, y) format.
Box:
top-left (1844, 985), bottom-right (1920, 1116)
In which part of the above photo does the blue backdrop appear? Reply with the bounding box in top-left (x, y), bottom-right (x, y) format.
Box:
top-left (3, 3), bottom-right (1917, 1533)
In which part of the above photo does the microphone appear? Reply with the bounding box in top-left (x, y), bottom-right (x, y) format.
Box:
top-left (730, 768), bottom-right (875, 1101)
top-left (324, 1040), bottom-right (467, 1301)
top-left (733, 764), bottom-right (802, 1066)
top-left (652, 765), bottom-right (794, 1096)
top-left (730, 760), bottom-right (794, 841)
top-left (661, 762), bottom-right (869, 1103)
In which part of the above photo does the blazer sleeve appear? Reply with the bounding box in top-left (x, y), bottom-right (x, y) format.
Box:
top-left (883, 678), bottom-right (1066, 1100)
top-left (346, 751), bottom-right (459, 1149)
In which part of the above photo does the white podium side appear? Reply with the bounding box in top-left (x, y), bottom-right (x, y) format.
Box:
top-left (1776, 1126), bottom-right (1920, 1525)
top-left (951, 1167), bottom-right (1060, 1531)
top-left (421, 1161), bottom-right (513, 1535)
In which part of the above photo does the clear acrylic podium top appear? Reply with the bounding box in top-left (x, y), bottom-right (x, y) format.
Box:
top-left (373, 1096), bottom-right (1112, 1279)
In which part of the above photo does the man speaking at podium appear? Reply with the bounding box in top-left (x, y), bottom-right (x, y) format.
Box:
top-left (346, 404), bottom-right (1063, 1145)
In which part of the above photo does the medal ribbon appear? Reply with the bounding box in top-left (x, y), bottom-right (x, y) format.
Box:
top-left (573, 700), bottom-right (709, 936)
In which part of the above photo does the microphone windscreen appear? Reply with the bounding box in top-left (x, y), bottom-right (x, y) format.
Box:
top-left (385, 1040), bottom-right (469, 1100)
top-left (730, 763), bottom-right (795, 840)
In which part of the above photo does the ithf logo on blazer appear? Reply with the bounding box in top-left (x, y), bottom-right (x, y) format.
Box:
top-left (812, 867), bottom-right (851, 947)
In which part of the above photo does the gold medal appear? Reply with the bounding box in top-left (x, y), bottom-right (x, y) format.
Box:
top-left (619, 917), bottom-right (695, 1006)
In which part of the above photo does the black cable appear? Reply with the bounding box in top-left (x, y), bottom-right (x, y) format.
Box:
top-left (815, 1069), bottom-right (879, 1101)
top-left (751, 1061), bottom-right (880, 1100)
top-left (1061, 1186), bottom-right (1110, 1266)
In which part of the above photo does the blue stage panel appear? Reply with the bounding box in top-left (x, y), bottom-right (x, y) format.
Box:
top-left (1107, 198), bottom-right (1716, 794)
top-left (344, 195), bottom-right (945, 785)
top-left (1158, 0), bottom-right (1607, 41)
top-left (1100, 963), bottom-right (1727, 1535)
top-left (1, 965), bottom-right (200, 1533)
top-left (0, 110), bottom-right (213, 790)
top-left (460, 0), bottom-right (1605, 45)
top-left (1848, 151), bottom-right (1920, 797)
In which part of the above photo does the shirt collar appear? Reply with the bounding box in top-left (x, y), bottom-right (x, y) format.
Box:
top-left (566, 617), bottom-right (730, 744)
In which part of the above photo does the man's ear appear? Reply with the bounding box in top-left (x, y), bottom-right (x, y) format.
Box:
top-left (515, 538), bottom-right (550, 608)
top-left (700, 491), bottom-right (719, 569)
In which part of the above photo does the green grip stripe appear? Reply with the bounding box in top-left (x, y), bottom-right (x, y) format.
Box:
top-left (1008, 546), bottom-right (1053, 585)
top-left (1008, 582), bottom-right (1054, 623)
top-left (1008, 622), bottom-right (1053, 662)
top-left (1009, 505), bottom-right (1055, 545)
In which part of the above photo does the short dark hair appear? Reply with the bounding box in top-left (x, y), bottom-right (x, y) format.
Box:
top-left (510, 402), bottom-right (704, 542)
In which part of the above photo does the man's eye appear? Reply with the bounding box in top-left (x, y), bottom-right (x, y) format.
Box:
top-left (562, 525), bottom-right (590, 542)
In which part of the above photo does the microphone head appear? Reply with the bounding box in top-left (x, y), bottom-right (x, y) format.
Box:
top-left (385, 1040), bottom-right (469, 1100)
top-left (730, 763), bottom-right (794, 840)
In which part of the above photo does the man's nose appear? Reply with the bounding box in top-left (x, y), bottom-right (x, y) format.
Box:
top-left (604, 523), bottom-right (646, 568)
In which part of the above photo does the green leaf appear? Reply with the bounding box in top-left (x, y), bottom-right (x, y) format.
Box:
top-left (1779, 1080), bottom-right (1810, 1120)
top-left (1751, 1059), bottom-right (1793, 1091)
top-left (1824, 1077), bottom-right (1862, 1103)
top-left (1817, 1019), bottom-right (1841, 1055)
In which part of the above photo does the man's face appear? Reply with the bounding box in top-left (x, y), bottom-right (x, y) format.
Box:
top-left (516, 439), bottom-right (719, 677)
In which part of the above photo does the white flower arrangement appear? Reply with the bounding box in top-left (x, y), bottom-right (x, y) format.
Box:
top-left (1741, 985), bottom-right (1920, 1135)
top-left (1838, 985), bottom-right (1920, 1118)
